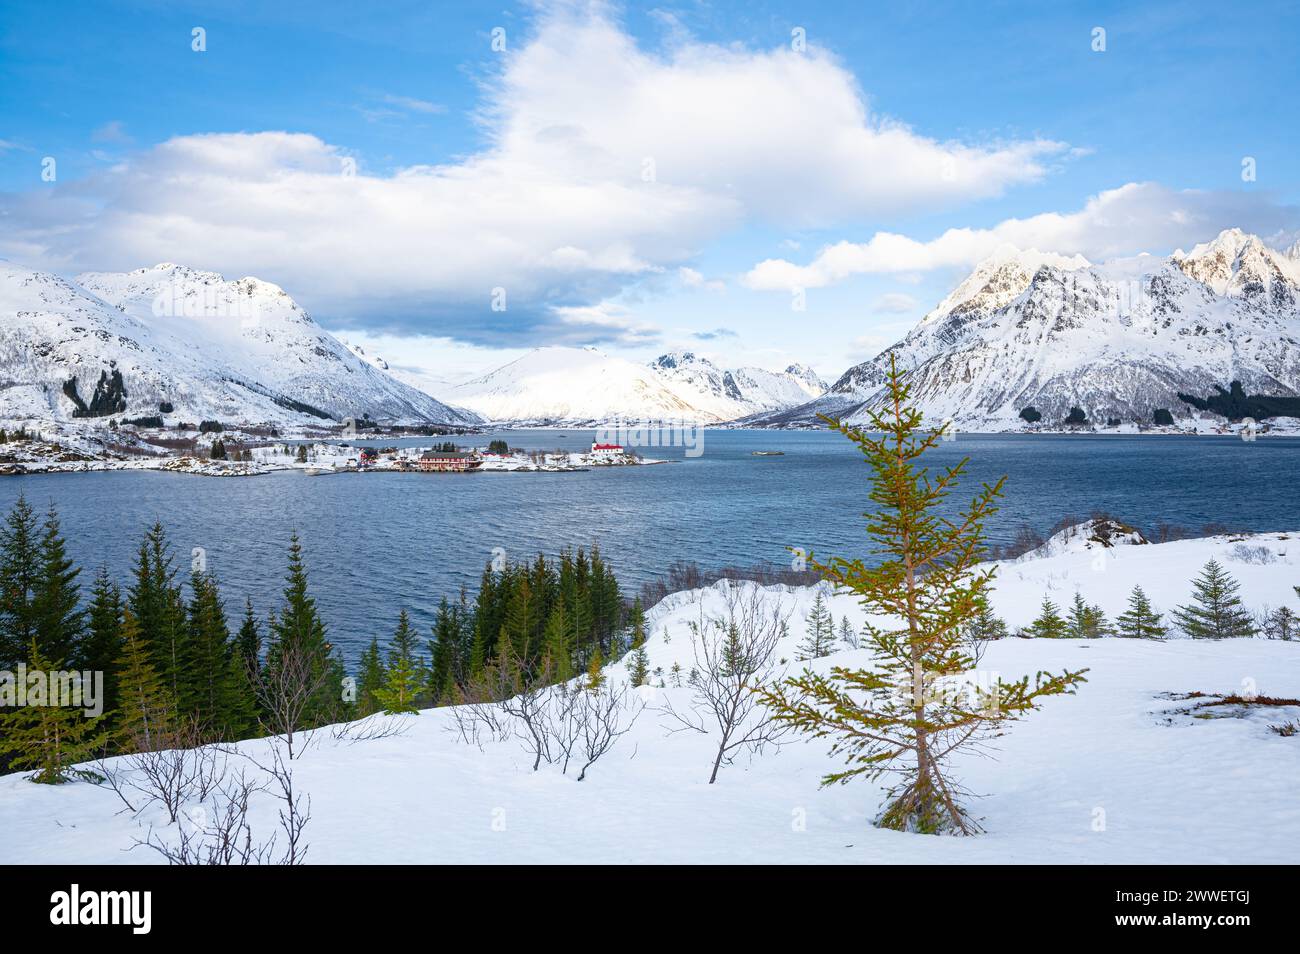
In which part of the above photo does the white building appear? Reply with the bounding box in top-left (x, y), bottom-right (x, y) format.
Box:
top-left (590, 442), bottom-right (624, 459)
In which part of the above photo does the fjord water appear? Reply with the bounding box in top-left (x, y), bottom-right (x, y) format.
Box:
top-left (3, 429), bottom-right (1297, 661)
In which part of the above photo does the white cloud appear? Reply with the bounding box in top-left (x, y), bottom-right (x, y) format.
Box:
top-left (743, 182), bottom-right (1299, 290)
top-left (677, 266), bottom-right (725, 291)
top-left (0, 5), bottom-right (1067, 342)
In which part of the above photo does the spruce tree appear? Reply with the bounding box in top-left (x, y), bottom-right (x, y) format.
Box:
top-left (627, 604), bottom-right (650, 687)
top-left (357, 637), bottom-right (386, 715)
top-left (236, 597), bottom-right (261, 670)
top-left (31, 505), bottom-right (83, 662)
top-left (585, 645), bottom-right (605, 691)
top-left (542, 601), bottom-right (573, 682)
top-left (127, 523), bottom-right (189, 699)
top-left (1114, 586), bottom-right (1168, 639)
top-left (263, 533), bottom-right (345, 728)
top-left (0, 495), bottom-right (41, 666)
top-left (114, 609), bottom-right (176, 752)
top-left (798, 590), bottom-right (835, 660)
top-left (183, 571), bottom-right (254, 738)
top-left (1025, 596), bottom-right (1069, 638)
top-left (964, 600), bottom-right (1009, 643)
top-left (757, 355), bottom-right (1086, 834)
top-left (80, 567), bottom-right (125, 718)
top-left (428, 597), bottom-right (456, 702)
top-left (0, 641), bottom-right (109, 783)
top-left (1263, 605), bottom-right (1297, 641)
top-left (504, 577), bottom-right (535, 662)
top-left (1172, 560), bottom-right (1257, 639)
top-left (1066, 592), bottom-right (1109, 639)
top-left (375, 610), bottom-right (425, 714)
top-left (837, 616), bottom-right (857, 649)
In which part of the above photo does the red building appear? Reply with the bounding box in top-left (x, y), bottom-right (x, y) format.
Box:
top-left (418, 451), bottom-right (481, 472)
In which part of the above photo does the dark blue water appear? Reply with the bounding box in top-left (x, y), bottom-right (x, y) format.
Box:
top-left (3, 430), bottom-right (1297, 662)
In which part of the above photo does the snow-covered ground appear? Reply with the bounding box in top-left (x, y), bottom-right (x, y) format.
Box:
top-left (3, 529), bottom-right (1298, 864)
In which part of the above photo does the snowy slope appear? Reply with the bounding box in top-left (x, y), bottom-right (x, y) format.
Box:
top-left (445, 346), bottom-right (825, 424)
top-left (0, 260), bottom-right (478, 427)
top-left (345, 342), bottom-right (467, 401)
top-left (4, 528), bottom-right (1298, 864)
top-left (444, 346), bottom-right (713, 422)
top-left (752, 229), bottom-right (1300, 429)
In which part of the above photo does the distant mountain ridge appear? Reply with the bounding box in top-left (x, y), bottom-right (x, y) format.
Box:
top-left (746, 228), bottom-right (1300, 429)
top-left (443, 346), bottom-right (826, 424)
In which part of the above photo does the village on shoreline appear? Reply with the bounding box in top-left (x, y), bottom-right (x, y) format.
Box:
top-left (0, 420), bottom-right (664, 478)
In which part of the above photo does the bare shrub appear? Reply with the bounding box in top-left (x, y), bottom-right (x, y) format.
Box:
top-left (1152, 522), bottom-right (1192, 544)
top-left (660, 582), bottom-right (794, 783)
top-left (572, 680), bottom-right (644, 781)
top-left (494, 651), bottom-right (559, 771)
top-left (99, 719), bottom-right (226, 822)
top-left (328, 712), bottom-right (411, 745)
top-left (139, 768), bottom-right (270, 865)
top-left (1230, 543), bottom-right (1276, 565)
top-left (248, 637), bottom-right (339, 760)
top-left (640, 559), bottom-right (823, 610)
top-left (988, 525), bottom-right (1046, 561)
top-left (137, 738), bottom-right (310, 865)
top-left (444, 671), bottom-right (513, 748)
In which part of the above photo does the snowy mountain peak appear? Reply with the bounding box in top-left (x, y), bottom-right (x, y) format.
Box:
top-left (784, 363), bottom-right (827, 394)
top-left (651, 351), bottom-right (716, 372)
top-left (924, 246), bottom-right (1091, 327)
top-left (1173, 229), bottom-right (1300, 298)
top-left (0, 259), bottom-right (478, 427)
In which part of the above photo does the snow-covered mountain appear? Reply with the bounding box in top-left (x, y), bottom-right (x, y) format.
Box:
top-left (0, 261), bottom-right (479, 427)
top-left (750, 229), bottom-right (1300, 429)
top-left (444, 346), bottom-right (825, 423)
top-left (650, 351), bottom-right (826, 420)
top-left (445, 346), bottom-right (712, 422)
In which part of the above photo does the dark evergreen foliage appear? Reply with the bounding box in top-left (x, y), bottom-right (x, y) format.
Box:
top-left (1178, 380), bottom-right (1300, 422)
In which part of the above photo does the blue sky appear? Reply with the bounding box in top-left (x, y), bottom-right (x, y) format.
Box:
top-left (2, 0), bottom-right (1297, 381)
